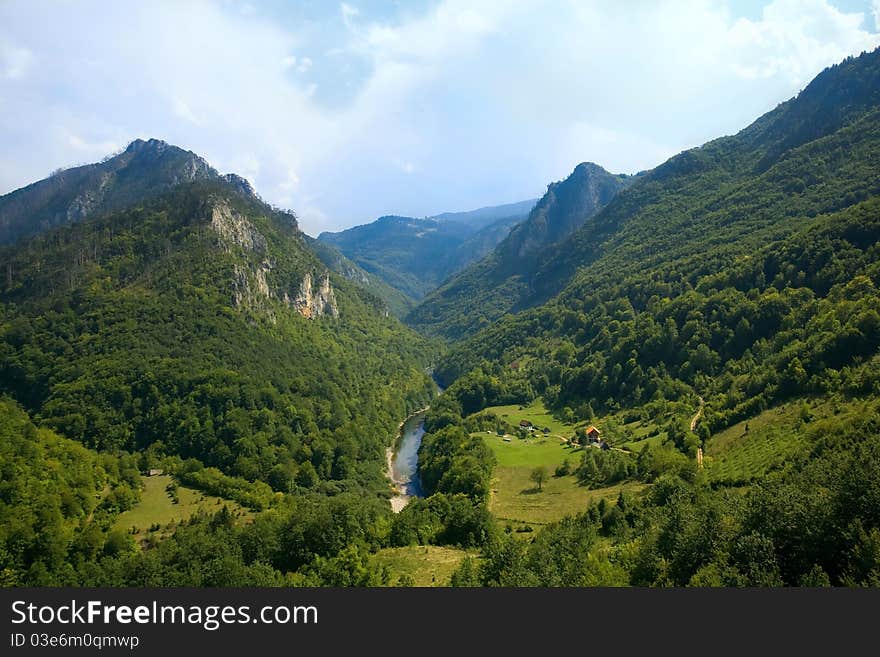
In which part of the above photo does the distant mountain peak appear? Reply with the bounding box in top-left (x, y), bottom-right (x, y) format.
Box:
top-left (0, 140), bottom-right (255, 244)
top-left (125, 137), bottom-right (170, 153)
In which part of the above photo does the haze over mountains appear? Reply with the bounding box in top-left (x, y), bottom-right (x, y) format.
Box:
top-left (317, 199), bottom-right (536, 304)
top-left (407, 162), bottom-right (635, 339)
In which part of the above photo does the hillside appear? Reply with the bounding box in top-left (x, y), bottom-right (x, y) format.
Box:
top-left (407, 163), bottom-right (634, 340)
top-left (0, 175), bottom-right (438, 500)
top-left (317, 199), bottom-right (535, 302)
top-left (420, 49), bottom-right (880, 589)
top-left (304, 235), bottom-right (416, 317)
top-left (435, 48), bottom-right (880, 427)
top-left (0, 138), bottom-right (246, 245)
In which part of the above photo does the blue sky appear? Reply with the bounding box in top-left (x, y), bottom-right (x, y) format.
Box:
top-left (1, 1), bottom-right (879, 234)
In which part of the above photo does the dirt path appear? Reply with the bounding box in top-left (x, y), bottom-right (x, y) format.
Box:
top-left (690, 396), bottom-right (705, 432)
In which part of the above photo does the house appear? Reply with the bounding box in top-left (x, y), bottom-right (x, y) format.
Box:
top-left (586, 426), bottom-right (601, 443)
top-left (146, 468), bottom-right (164, 476)
top-left (519, 420), bottom-right (534, 431)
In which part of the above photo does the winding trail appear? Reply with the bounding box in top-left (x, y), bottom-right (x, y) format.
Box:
top-left (690, 396), bottom-right (705, 432)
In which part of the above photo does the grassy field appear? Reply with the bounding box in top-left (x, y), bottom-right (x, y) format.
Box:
top-left (475, 417), bottom-right (647, 526)
top-left (371, 546), bottom-right (475, 586)
top-left (491, 466), bottom-right (647, 527)
top-left (115, 474), bottom-right (249, 541)
top-left (485, 400), bottom-right (581, 439)
top-left (705, 399), bottom-right (831, 485)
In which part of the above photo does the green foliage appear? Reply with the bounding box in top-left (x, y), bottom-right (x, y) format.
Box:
top-left (390, 493), bottom-right (495, 548)
top-left (433, 55), bottom-right (880, 438)
top-left (529, 466), bottom-right (548, 491)
top-left (418, 424), bottom-right (495, 500)
top-left (0, 181), bottom-right (437, 497)
top-left (457, 516), bottom-right (628, 586)
top-left (0, 398), bottom-right (141, 585)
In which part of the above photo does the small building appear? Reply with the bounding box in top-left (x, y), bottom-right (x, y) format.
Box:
top-left (146, 468), bottom-right (164, 477)
top-left (586, 426), bottom-right (601, 443)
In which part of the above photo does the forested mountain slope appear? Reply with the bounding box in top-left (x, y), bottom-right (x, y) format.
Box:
top-left (304, 235), bottom-right (416, 317)
top-left (318, 199), bottom-right (535, 302)
top-left (436, 48), bottom-right (880, 436)
top-left (0, 177), bottom-right (438, 500)
top-left (407, 163), bottom-right (634, 340)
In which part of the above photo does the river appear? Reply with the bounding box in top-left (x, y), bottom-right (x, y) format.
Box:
top-left (386, 410), bottom-right (428, 512)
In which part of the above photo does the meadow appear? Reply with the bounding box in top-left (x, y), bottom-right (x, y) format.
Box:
top-left (370, 546), bottom-right (475, 586)
top-left (477, 401), bottom-right (648, 527)
top-left (114, 474), bottom-right (249, 541)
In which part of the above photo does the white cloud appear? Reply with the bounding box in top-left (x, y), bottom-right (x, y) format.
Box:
top-left (0, 40), bottom-right (33, 80)
top-left (172, 97), bottom-right (200, 125)
top-left (67, 134), bottom-right (122, 156)
top-left (341, 3), bottom-right (359, 30)
top-left (278, 167), bottom-right (300, 193)
top-left (726, 0), bottom-right (880, 84)
top-left (0, 0), bottom-right (878, 234)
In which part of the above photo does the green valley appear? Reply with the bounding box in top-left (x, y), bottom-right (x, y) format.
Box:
top-left (2, 42), bottom-right (880, 591)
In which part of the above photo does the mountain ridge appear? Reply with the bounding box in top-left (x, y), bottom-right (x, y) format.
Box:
top-left (317, 199), bottom-right (537, 302)
top-left (406, 161), bottom-right (635, 340)
top-left (0, 138), bottom-right (257, 245)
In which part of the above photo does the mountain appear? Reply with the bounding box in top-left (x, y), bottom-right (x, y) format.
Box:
top-left (304, 235), bottom-right (416, 317)
top-left (435, 48), bottom-right (880, 414)
top-left (317, 199), bottom-right (536, 302)
top-left (419, 48), bottom-right (880, 589)
top-left (429, 198), bottom-right (537, 227)
top-left (407, 162), bottom-right (635, 340)
top-left (0, 138), bottom-right (249, 245)
top-left (0, 157), bottom-right (439, 500)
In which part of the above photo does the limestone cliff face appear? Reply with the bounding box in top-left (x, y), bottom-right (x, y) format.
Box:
top-left (290, 271), bottom-right (339, 319)
top-left (207, 199), bottom-right (338, 319)
top-left (66, 171), bottom-right (114, 222)
top-left (209, 200), bottom-right (267, 253)
top-left (231, 259), bottom-right (275, 309)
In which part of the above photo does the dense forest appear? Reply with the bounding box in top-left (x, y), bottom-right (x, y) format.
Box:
top-left (0, 174), bottom-right (442, 585)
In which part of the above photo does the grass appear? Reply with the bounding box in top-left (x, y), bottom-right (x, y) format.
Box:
top-left (491, 466), bottom-right (647, 527)
top-left (705, 399), bottom-right (832, 485)
top-left (481, 430), bottom-right (581, 467)
top-left (371, 546), bottom-right (475, 586)
top-left (484, 400), bottom-right (581, 440)
top-left (475, 425), bottom-right (647, 526)
top-left (114, 474), bottom-right (249, 541)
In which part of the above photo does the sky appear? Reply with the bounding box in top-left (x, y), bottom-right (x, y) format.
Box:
top-left (1, 0), bottom-right (879, 235)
